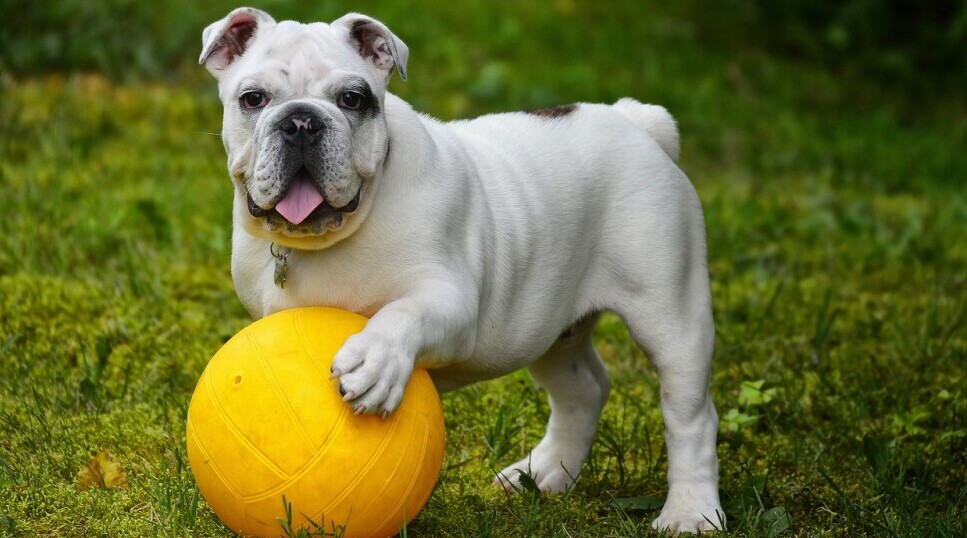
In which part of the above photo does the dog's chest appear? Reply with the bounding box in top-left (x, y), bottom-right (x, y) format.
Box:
top-left (232, 237), bottom-right (395, 319)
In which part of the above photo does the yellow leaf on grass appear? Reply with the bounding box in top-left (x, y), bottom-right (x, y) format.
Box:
top-left (75, 449), bottom-right (128, 491)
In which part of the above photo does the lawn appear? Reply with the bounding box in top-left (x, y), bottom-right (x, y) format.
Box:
top-left (1, 1), bottom-right (965, 536)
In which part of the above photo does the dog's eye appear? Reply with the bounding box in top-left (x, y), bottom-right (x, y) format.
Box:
top-left (338, 91), bottom-right (365, 110)
top-left (240, 91), bottom-right (268, 110)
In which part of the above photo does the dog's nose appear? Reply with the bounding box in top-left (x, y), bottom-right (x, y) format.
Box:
top-left (279, 110), bottom-right (323, 145)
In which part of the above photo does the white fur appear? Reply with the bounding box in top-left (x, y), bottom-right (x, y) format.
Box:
top-left (204, 8), bottom-right (724, 533)
top-left (613, 97), bottom-right (680, 162)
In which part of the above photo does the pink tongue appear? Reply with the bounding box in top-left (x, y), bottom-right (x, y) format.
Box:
top-left (275, 177), bottom-right (325, 225)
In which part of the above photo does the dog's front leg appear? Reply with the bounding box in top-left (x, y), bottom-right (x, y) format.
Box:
top-left (329, 279), bottom-right (475, 417)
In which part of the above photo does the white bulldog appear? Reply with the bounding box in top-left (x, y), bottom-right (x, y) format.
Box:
top-left (200, 8), bottom-right (723, 532)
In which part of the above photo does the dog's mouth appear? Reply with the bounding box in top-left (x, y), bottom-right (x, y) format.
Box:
top-left (246, 169), bottom-right (360, 227)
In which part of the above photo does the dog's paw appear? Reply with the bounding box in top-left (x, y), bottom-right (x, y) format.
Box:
top-left (493, 441), bottom-right (586, 494)
top-left (330, 330), bottom-right (413, 417)
top-left (651, 493), bottom-right (725, 534)
top-left (494, 462), bottom-right (572, 494)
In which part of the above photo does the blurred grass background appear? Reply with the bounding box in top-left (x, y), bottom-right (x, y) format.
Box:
top-left (3, 0), bottom-right (966, 190)
top-left (1, 0), bottom-right (965, 536)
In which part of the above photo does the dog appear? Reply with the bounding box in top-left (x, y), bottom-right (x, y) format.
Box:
top-left (200, 8), bottom-right (723, 532)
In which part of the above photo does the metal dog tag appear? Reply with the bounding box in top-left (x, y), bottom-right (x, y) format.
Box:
top-left (270, 243), bottom-right (290, 289)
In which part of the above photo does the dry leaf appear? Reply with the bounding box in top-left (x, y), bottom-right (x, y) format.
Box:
top-left (75, 449), bottom-right (128, 491)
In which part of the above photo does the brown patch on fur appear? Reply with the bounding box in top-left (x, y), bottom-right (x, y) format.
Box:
top-left (350, 20), bottom-right (378, 60)
top-left (349, 20), bottom-right (389, 63)
top-left (527, 103), bottom-right (578, 119)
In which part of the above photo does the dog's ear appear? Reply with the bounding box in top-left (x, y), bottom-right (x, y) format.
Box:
top-left (199, 7), bottom-right (276, 77)
top-left (333, 13), bottom-right (409, 82)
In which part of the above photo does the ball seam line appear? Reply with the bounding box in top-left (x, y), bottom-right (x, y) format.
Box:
top-left (249, 329), bottom-right (319, 451)
top-left (293, 307), bottom-right (345, 382)
top-left (368, 419), bottom-right (432, 535)
top-left (235, 403), bottom-right (352, 503)
top-left (229, 309), bottom-right (359, 504)
top-left (186, 407), bottom-right (244, 500)
top-left (314, 408), bottom-right (405, 526)
top-left (292, 308), bottom-right (357, 454)
top-left (204, 359), bottom-right (292, 484)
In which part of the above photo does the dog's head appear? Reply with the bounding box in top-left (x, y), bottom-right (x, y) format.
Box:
top-left (200, 8), bottom-right (407, 249)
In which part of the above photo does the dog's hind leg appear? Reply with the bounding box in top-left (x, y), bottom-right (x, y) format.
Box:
top-left (616, 264), bottom-right (724, 532)
top-left (494, 313), bottom-right (610, 493)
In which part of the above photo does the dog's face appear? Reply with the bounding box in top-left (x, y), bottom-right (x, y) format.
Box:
top-left (200, 8), bottom-right (408, 249)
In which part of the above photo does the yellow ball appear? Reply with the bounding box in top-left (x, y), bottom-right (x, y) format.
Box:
top-left (186, 307), bottom-right (445, 538)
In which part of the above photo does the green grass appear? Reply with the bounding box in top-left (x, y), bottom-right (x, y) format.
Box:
top-left (1, 1), bottom-right (965, 536)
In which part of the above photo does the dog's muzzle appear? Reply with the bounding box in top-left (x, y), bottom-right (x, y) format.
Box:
top-left (246, 106), bottom-right (360, 228)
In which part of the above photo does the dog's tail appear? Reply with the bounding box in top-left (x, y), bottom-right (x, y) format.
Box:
top-left (613, 98), bottom-right (680, 163)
